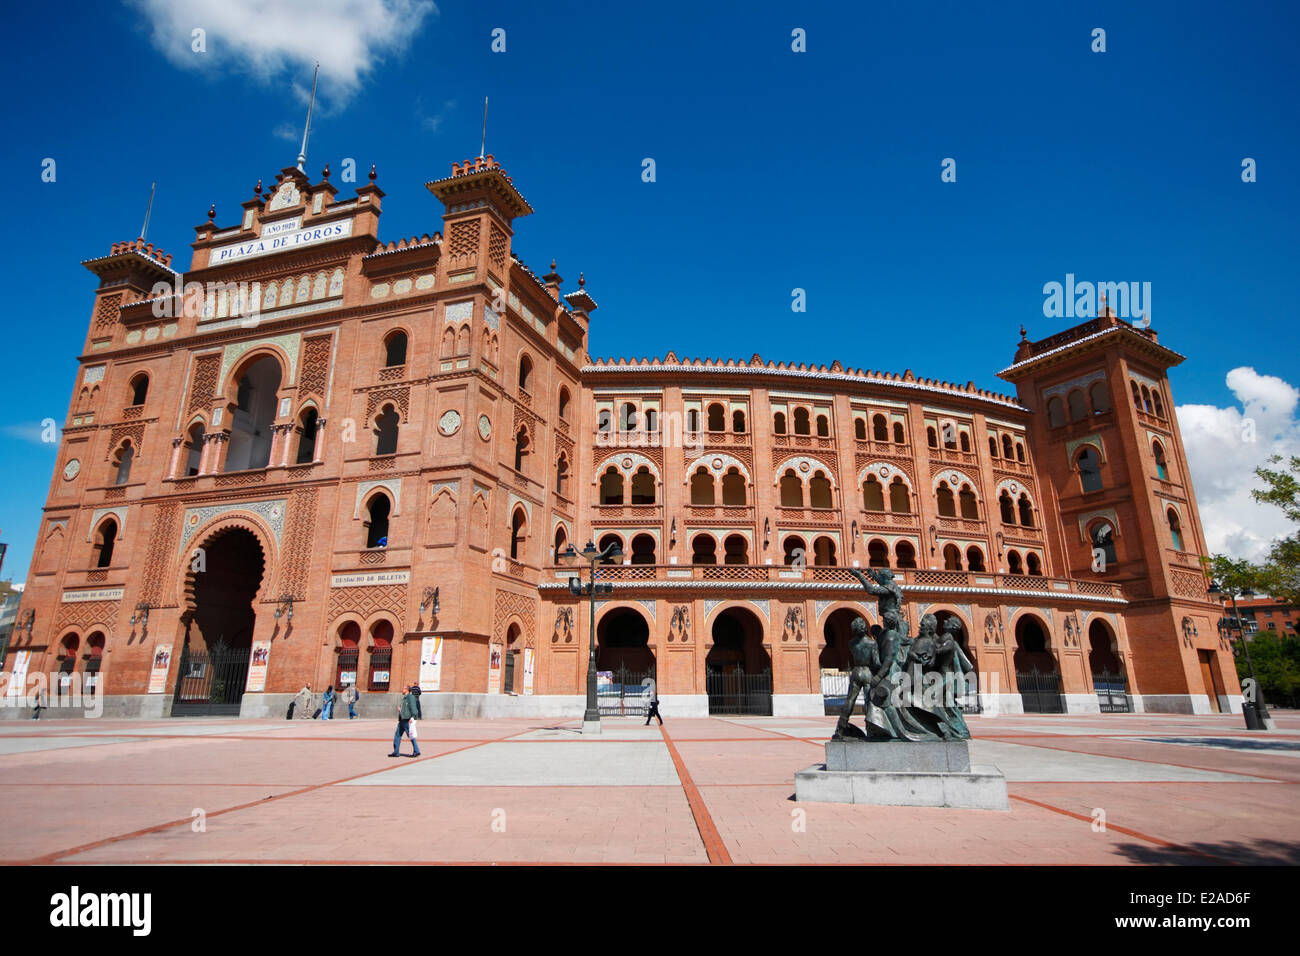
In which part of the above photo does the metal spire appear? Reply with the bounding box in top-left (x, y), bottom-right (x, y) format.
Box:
top-left (479, 96), bottom-right (489, 159)
top-left (297, 63), bottom-right (320, 171)
top-left (139, 181), bottom-right (157, 242)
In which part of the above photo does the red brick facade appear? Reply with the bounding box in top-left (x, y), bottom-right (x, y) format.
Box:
top-left (2, 156), bottom-right (1240, 717)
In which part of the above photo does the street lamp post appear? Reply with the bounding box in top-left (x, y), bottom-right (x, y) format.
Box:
top-left (1208, 581), bottom-right (1274, 730)
top-left (563, 539), bottom-right (623, 734)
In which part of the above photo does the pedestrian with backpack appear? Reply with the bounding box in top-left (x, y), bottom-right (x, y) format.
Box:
top-left (389, 685), bottom-right (421, 758)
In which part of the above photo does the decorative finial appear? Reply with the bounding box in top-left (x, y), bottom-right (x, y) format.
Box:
top-left (551, 258), bottom-right (557, 271)
top-left (578, 272), bottom-right (585, 288)
top-left (322, 163), bottom-right (330, 181)
top-left (1018, 324), bottom-right (1027, 340)
top-left (255, 179), bottom-right (262, 196)
top-left (207, 203), bottom-right (215, 221)
top-left (368, 164), bottom-right (377, 182)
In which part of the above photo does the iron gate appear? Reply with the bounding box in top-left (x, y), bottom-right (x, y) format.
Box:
top-left (1016, 669), bottom-right (1064, 714)
top-left (171, 639), bottom-right (250, 717)
top-left (706, 667), bottom-right (773, 716)
top-left (1092, 671), bottom-right (1131, 713)
top-left (598, 665), bottom-right (655, 716)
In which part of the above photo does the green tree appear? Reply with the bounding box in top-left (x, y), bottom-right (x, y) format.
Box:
top-left (1251, 455), bottom-right (1300, 605)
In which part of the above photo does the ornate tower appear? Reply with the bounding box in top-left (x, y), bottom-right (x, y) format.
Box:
top-left (999, 310), bottom-right (1240, 713)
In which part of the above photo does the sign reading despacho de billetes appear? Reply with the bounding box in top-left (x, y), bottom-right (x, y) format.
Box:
top-left (210, 219), bottom-right (354, 265)
top-left (61, 588), bottom-right (125, 603)
top-left (330, 571), bottom-right (411, 588)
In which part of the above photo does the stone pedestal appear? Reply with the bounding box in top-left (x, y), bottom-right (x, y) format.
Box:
top-left (795, 739), bottom-right (1008, 810)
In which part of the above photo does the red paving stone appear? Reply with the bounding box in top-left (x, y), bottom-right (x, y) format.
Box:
top-left (1, 711), bottom-right (1295, 865)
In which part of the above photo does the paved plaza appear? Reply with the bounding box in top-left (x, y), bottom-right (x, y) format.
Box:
top-left (1, 711), bottom-right (1297, 865)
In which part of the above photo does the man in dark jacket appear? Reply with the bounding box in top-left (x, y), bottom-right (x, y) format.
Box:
top-left (389, 685), bottom-right (422, 758)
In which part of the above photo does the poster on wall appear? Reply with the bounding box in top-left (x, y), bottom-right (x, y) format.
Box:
top-left (245, 640), bottom-right (271, 692)
top-left (7, 650), bottom-right (31, 698)
top-left (487, 643), bottom-right (502, 694)
top-left (147, 645), bottom-right (173, 694)
top-left (419, 637), bottom-right (443, 691)
top-left (522, 648), bottom-right (535, 695)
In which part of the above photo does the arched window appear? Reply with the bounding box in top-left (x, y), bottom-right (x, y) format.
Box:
top-left (889, 478), bottom-right (910, 513)
top-left (555, 454), bottom-right (570, 498)
top-left (707, 403), bottom-right (725, 431)
top-left (793, 407), bottom-right (810, 435)
top-left (1153, 440), bottom-right (1169, 480)
top-left (927, 426), bottom-right (938, 448)
top-left (863, 476), bottom-right (885, 511)
top-left (1026, 551), bottom-right (1042, 576)
top-left (1141, 386), bottom-right (1153, 414)
top-left (895, 541), bottom-right (917, 569)
top-left (94, 518), bottom-right (117, 568)
top-left (1153, 393), bottom-right (1165, 419)
top-left (999, 491), bottom-right (1016, 524)
top-left (631, 534), bottom-right (656, 565)
top-left (554, 525), bottom-right (568, 563)
top-left (510, 508), bottom-right (527, 560)
top-left (295, 407), bottom-right (318, 464)
top-left (597, 534), bottom-right (622, 563)
top-left (943, 424), bottom-right (957, 450)
top-left (854, 418), bottom-right (866, 440)
top-left (113, 442), bottom-right (134, 485)
top-left (723, 534), bottom-right (748, 565)
top-left (816, 415), bottom-right (830, 438)
top-left (620, 402), bottom-right (637, 431)
top-left (783, 535), bottom-right (806, 567)
top-left (644, 408), bottom-right (657, 431)
top-left (959, 432), bottom-right (971, 453)
top-left (1007, 550), bottom-right (1023, 574)
top-left (773, 411), bottom-right (786, 435)
top-left (690, 467), bottom-right (715, 505)
top-left (936, 482), bottom-right (956, 517)
top-left (365, 494), bottom-right (391, 548)
top-left (687, 408), bottom-right (700, 432)
top-left (1017, 494), bottom-right (1034, 527)
top-left (813, 536), bottom-right (837, 566)
top-left (128, 373), bottom-right (148, 406)
top-left (631, 467), bottom-right (656, 504)
top-left (721, 468), bottom-right (746, 505)
top-left (872, 414), bottom-right (888, 441)
top-left (375, 405), bottom-right (399, 456)
top-left (1090, 521), bottom-right (1116, 567)
top-left (989, 436), bottom-right (999, 458)
top-left (383, 331), bottom-right (407, 367)
top-left (441, 327), bottom-right (455, 358)
top-left (942, 543), bottom-right (962, 571)
top-left (1167, 509), bottom-right (1184, 551)
top-left (892, 422), bottom-right (904, 443)
top-left (227, 355), bottom-right (282, 472)
top-left (780, 469), bottom-right (803, 507)
top-left (966, 546), bottom-right (986, 572)
top-left (512, 425), bottom-right (529, 472)
top-left (558, 387), bottom-right (570, 421)
top-left (1077, 446), bottom-right (1103, 492)
top-left (1047, 397), bottom-right (1066, 428)
top-left (809, 471), bottom-right (832, 508)
top-left (1002, 434), bottom-right (1014, 459)
top-left (1067, 389), bottom-right (1087, 421)
top-left (867, 539), bottom-right (889, 568)
top-left (1090, 381), bottom-right (1110, 414)
top-left (958, 484), bottom-right (978, 519)
top-left (691, 534), bottom-right (717, 565)
top-left (1130, 381), bottom-right (1142, 409)
top-left (185, 423), bottom-right (204, 475)
top-left (732, 409), bottom-right (745, 433)
top-left (519, 354), bottom-right (534, 391)
top-left (600, 467), bottom-right (624, 504)
top-left (1015, 442), bottom-right (1025, 463)
top-left (597, 409), bottom-right (612, 432)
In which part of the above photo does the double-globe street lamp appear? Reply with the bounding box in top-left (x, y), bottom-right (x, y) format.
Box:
top-left (1207, 580), bottom-right (1274, 730)
top-left (562, 539), bottom-right (623, 734)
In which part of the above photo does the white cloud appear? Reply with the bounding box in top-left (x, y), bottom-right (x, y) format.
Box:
top-left (128, 0), bottom-right (438, 106)
top-left (1177, 367), bottom-right (1300, 561)
top-left (0, 423), bottom-right (57, 446)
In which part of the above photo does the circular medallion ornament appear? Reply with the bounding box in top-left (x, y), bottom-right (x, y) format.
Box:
top-left (1009, 482), bottom-right (1019, 493)
top-left (712, 457), bottom-right (724, 471)
top-left (63, 459), bottom-right (80, 480)
top-left (622, 457), bottom-right (633, 470)
top-left (878, 465), bottom-right (891, 478)
top-left (439, 410), bottom-right (462, 436)
top-left (478, 415), bottom-right (492, 440)
top-left (799, 461), bottom-right (810, 473)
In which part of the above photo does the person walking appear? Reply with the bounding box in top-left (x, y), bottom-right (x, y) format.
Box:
top-left (344, 683), bottom-right (359, 719)
top-left (319, 685), bottom-right (335, 720)
top-left (644, 696), bottom-right (662, 726)
top-left (290, 682), bottom-right (313, 720)
top-left (389, 685), bottom-right (421, 758)
top-left (32, 688), bottom-right (45, 720)
top-left (408, 684), bottom-right (423, 745)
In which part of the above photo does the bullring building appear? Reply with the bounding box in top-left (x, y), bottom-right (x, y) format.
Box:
top-left (1, 154), bottom-right (1241, 719)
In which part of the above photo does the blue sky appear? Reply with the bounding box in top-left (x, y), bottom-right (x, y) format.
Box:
top-left (1, 0), bottom-right (1297, 582)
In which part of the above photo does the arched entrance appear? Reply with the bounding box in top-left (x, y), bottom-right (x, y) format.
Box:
top-left (820, 607), bottom-right (867, 717)
top-left (336, 621), bottom-right (361, 689)
top-left (1013, 614), bottom-right (1063, 713)
top-left (1088, 619), bottom-right (1131, 712)
top-left (706, 606), bottom-right (772, 715)
top-left (596, 607), bottom-right (655, 715)
top-left (173, 527), bottom-right (264, 716)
